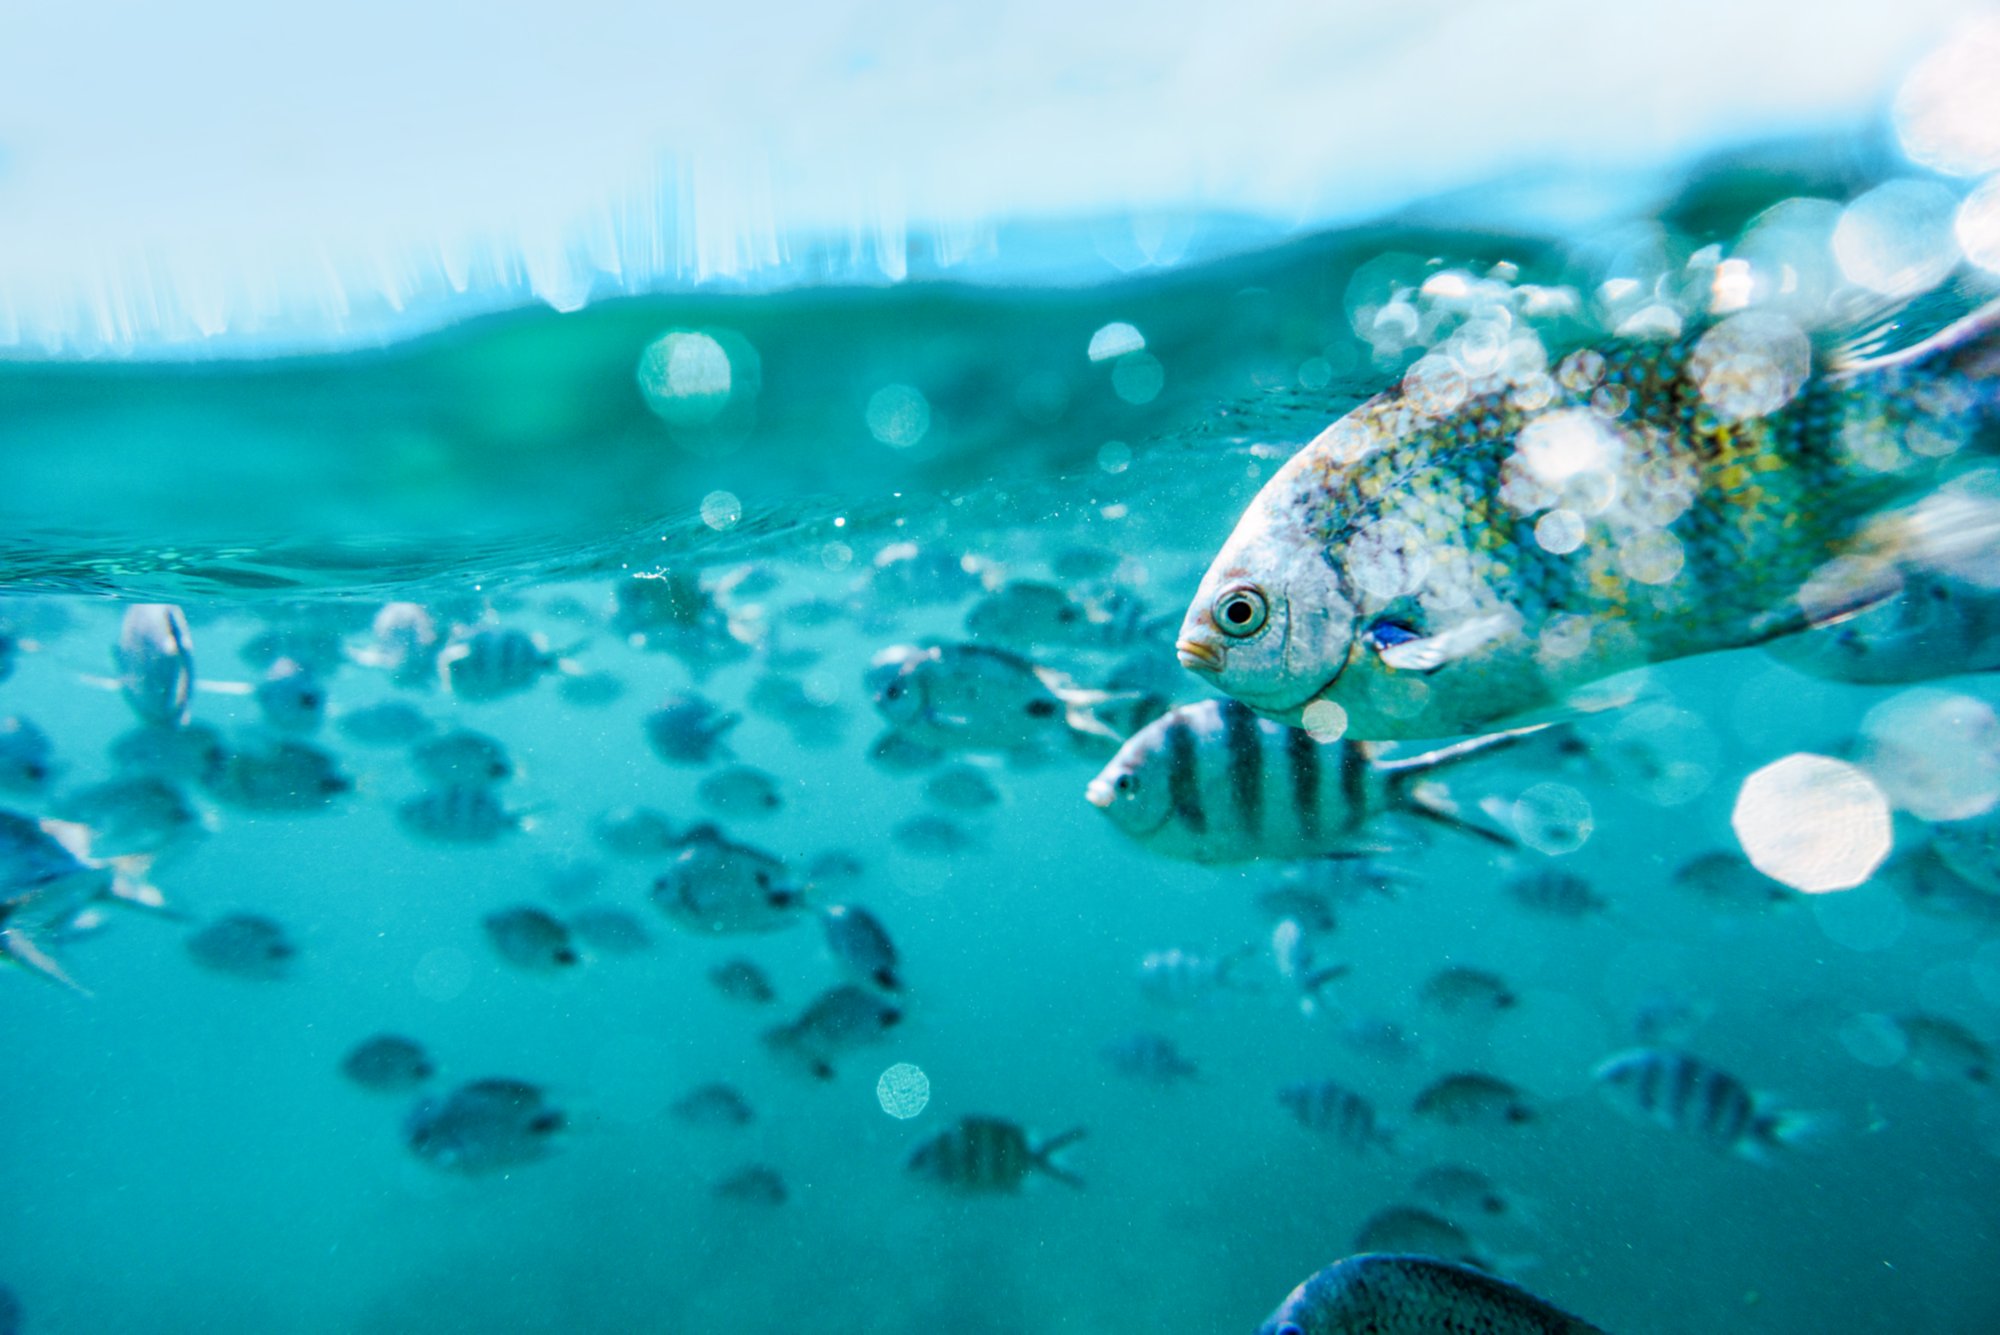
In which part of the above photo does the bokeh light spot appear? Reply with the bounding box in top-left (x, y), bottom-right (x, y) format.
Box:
top-left (866, 384), bottom-right (932, 448)
top-left (876, 1062), bottom-right (930, 1119)
top-left (637, 330), bottom-right (734, 425)
top-left (1732, 754), bottom-right (1892, 893)
top-left (1087, 322), bottom-right (1145, 362)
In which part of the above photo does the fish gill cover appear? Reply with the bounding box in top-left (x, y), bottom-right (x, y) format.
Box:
top-left (2, 4), bottom-right (2000, 1334)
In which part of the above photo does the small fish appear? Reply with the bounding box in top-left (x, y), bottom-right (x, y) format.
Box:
top-left (1503, 866), bottom-right (1608, 919)
top-left (712, 1163), bottom-right (788, 1206)
top-left (652, 827), bottom-right (803, 935)
top-left (1413, 1164), bottom-right (1525, 1224)
top-left (412, 730), bottom-right (513, 788)
top-left (568, 906), bottom-right (652, 955)
top-left (1412, 1073), bottom-right (1536, 1129)
top-left (398, 786), bottom-right (530, 844)
top-left (645, 693), bottom-right (740, 765)
top-left (708, 956), bottom-right (777, 1006)
top-left (356, 602), bottom-right (440, 686)
top-left (671, 1082), bottom-right (756, 1129)
top-left (697, 765), bottom-right (784, 817)
top-left (762, 983), bottom-right (902, 1080)
top-left (965, 580), bottom-right (1094, 648)
top-left (1420, 967), bottom-right (1519, 1016)
top-left (1593, 1048), bottom-right (1823, 1160)
top-left (110, 721), bottom-right (225, 783)
top-left (482, 907), bottom-right (579, 971)
top-left (1890, 1012), bottom-right (1993, 1087)
top-left (1257, 1253), bottom-right (1608, 1335)
top-left (1336, 1014), bottom-right (1424, 1064)
top-left (1086, 699), bottom-right (1519, 863)
top-left (55, 776), bottom-right (202, 858)
top-left (0, 715), bottom-right (54, 793)
top-left (819, 903), bottom-right (901, 991)
top-left (405, 1077), bottom-right (564, 1175)
top-left (201, 738), bottom-right (350, 812)
top-left (335, 699), bottom-right (434, 747)
top-left (891, 813), bottom-right (975, 856)
top-left (254, 659), bottom-right (327, 735)
top-left (1099, 1031), bottom-right (1200, 1085)
top-left (1669, 851), bottom-right (1796, 913)
top-left (923, 762), bottom-right (1002, 812)
top-left (438, 627), bottom-right (566, 701)
top-left (1179, 298), bottom-right (2000, 740)
top-left (905, 1116), bottom-right (1085, 1194)
top-left (593, 806), bottom-right (680, 858)
top-left (341, 1034), bottom-right (436, 1092)
top-left (186, 913), bottom-right (296, 980)
top-left (867, 642), bottom-right (1126, 757)
top-left (1352, 1205), bottom-right (1494, 1270)
top-left (113, 604), bottom-right (196, 727)
top-left (1137, 945), bottom-right (1255, 1008)
top-left (1279, 1080), bottom-right (1394, 1152)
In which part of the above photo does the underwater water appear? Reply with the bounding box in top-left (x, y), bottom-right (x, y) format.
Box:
top-left (9, 46), bottom-right (2000, 1335)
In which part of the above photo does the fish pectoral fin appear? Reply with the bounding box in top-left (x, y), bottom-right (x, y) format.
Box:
top-left (1372, 612), bottom-right (1519, 673)
top-left (1397, 783), bottom-right (1517, 848)
top-left (1, 927), bottom-right (91, 996)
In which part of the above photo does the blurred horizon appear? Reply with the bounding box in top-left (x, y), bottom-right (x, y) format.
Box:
top-left (0, 0), bottom-right (1989, 355)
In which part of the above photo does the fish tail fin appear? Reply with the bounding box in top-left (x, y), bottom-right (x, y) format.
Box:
top-left (108, 857), bottom-right (185, 920)
top-left (1394, 781), bottom-right (1518, 848)
top-left (1, 926), bottom-right (91, 996)
top-left (1034, 1127), bottom-right (1088, 1189)
top-left (1744, 1107), bottom-right (1839, 1162)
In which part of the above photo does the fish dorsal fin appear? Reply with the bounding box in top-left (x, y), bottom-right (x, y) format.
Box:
top-left (1, 926), bottom-right (91, 996)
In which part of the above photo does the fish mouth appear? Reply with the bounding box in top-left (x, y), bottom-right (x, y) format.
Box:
top-left (1175, 638), bottom-right (1223, 672)
top-left (1084, 777), bottom-right (1115, 809)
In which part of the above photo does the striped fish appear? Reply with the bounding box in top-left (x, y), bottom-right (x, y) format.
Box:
top-left (905, 1115), bottom-right (1085, 1194)
top-left (396, 785), bottom-right (527, 844)
top-left (114, 604), bottom-right (196, 728)
top-left (1503, 866), bottom-right (1608, 919)
top-left (1592, 1048), bottom-right (1823, 1161)
top-left (438, 627), bottom-right (565, 702)
top-left (1279, 1080), bottom-right (1394, 1152)
top-left (1412, 1073), bottom-right (1536, 1129)
top-left (1085, 698), bottom-right (1518, 863)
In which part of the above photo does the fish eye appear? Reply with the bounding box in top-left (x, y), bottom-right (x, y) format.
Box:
top-left (1114, 773), bottom-right (1133, 792)
top-left (884, 681), bottom-right (904, 700)
top-left (1213, 585), bottom-right (1269, 638)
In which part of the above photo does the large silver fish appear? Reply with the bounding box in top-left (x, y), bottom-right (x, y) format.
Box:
top-left (1256, 1254), bottom-right (1608, 1334)
top-left (1178, 302), bottom-right (2000, 739)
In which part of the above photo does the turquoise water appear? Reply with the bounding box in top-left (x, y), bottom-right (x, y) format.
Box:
top-left (4, 136), bottom-right (2000, 1335)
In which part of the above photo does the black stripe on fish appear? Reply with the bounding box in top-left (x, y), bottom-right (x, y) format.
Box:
top-left (1222, 700), bottom-right (1263, 838)
top-left (1165, 718), bottom-right (1206, 834)
top-left (1288, 726), bottom-right (1322, 844)
top-left (1338, 741), bottom-right (1368, 836)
